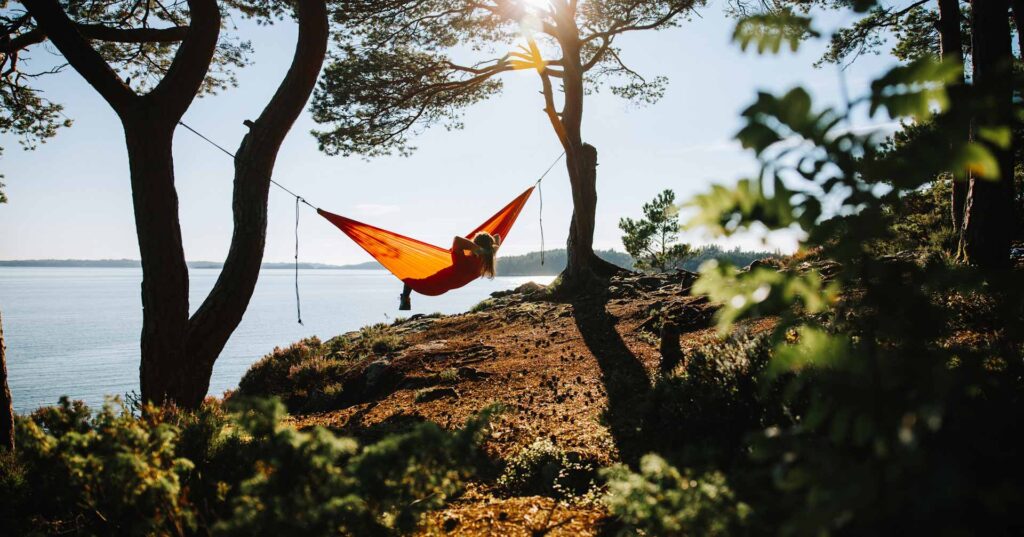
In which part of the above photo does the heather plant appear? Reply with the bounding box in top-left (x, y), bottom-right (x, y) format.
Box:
top-left (646, 333), bottom-right (783, 469)
top-left (236, 325), bottom-right (407, 412)
top-left (3, 397), bottom-right (197, 536)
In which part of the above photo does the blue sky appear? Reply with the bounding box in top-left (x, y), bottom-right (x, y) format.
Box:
top-left (0, 2), bottom-right (897, 265)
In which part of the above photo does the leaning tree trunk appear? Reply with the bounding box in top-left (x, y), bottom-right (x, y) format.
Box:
top-left (959, 0), bottom-right (1015, 268)
top-left (937, 0), bottom-right (967, 232)
top-left (1, 309), bottom-right (14, 452)
top-left (183, 0), bottom-right (329, 406)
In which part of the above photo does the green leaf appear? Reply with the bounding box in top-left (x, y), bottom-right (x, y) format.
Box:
top-left (951, 142), bottom-right (1001, 180)
top-left (769, 327), bottom-right (849, 379)
top-left (733, 13), bottom-right (819, 55)
top-left (869, 58), bottom-right (961, 119)
top-left (977, 126), bottom-right (1012, 149)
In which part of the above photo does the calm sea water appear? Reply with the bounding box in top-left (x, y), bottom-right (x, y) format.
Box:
top-left (0, 267), bottom-right (553, 412)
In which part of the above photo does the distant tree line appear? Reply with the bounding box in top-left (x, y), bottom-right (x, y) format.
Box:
top-left (496, 246), bottom-right (777, 276)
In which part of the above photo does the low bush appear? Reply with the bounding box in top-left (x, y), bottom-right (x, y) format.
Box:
top-left (603, 454), bottom-right (751, 536)
top-left (646, 333), bottom-right (785, 469)
top-left (0, 396), bottom-right (495, 536)
top-left (238, 337), bottom-right (324, 399)
top-left (236, 325), bottom-right (407, 412)
top-left (496, 438), bottom-right (597, 499)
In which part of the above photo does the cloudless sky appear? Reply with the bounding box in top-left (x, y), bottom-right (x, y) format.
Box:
top-left (0, 1), bottom-right (898, 265)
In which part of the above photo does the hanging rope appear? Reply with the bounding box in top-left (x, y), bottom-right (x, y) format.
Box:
top-left (178, 121), bottom-right (316, 208)
top-left (534, 151), bottom-right (564, 266)
top-left (179, 120), bottom-right (311, 324)
top-left (294, 196), bottom-right (304, 325)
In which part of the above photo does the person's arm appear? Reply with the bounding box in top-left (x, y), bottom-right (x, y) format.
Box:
top-left (452, 236), bottom-right (481, 257)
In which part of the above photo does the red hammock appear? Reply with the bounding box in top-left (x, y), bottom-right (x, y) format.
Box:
top-left (318, 187), bottom-right (534, 296)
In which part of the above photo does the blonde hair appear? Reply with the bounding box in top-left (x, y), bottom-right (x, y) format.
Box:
top-left (473, 232), bottom-right (500, 278)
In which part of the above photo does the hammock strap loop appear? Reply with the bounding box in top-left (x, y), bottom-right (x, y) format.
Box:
top-left (534, 151), bottom-right (564, 267)
top-left (294, 196), bottom-right (304, 325)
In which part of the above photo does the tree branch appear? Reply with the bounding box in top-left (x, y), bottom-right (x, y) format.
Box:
top-left (538, 67), bottom-right (568, 149)
top-left (22, 0), bottom-right (136, 112)
top-left (1, 23), bottom-right (187, 55)
top-left (581, 4), bottom-right (692, 45)
top-left (78, 23), bottom-right (189, 43)
top-left (581, 35), bottom-right (613, 72)
top-left (145, 0), bottom-right (220, 120)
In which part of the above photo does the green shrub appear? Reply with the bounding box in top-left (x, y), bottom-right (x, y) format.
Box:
top-left (469, 298), bottom-right (496, 313)
top-left (497, 438), bottom-right (596, 499)
top-left (603, 454), bottom-right (751, 537)
top-left (647, 333), bottom-right (783, 469)
top-left (327, 323), bottom-right (405, 358)
top-left (438, 367), bottom-right (459, 383)
top-left (0, 396), bottom-right (496, 536)
top-left (214, 398), bottom-right (494, 536)
top-left (4, 396), bottom-right (197, 536)
top-left (236, 325), bottom-right (407, 412)
top-left (681, 21), bottom-right (1024, 534)
top-left (238, 337), bottom-right (324, 398)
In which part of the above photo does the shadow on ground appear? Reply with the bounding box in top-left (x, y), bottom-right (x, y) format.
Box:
top-left (572, 294), bottom-right (652, 465)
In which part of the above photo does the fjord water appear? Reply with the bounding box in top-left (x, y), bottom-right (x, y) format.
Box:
top-left (0, 267), bottom-right (553, 413)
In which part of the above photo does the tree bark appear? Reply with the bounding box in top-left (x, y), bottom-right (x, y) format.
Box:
top-left (551, 10), bottom-right (623, 291)
top-left (959, 0), bottom-right (1015, 268)
top-left (183, 0), bottom-right (329, 406)
top-left (937, 0), bottom-right (967, 232)
top-left (28, 0), bottom-right (330, 408)
top-left (124, 117), bottom-right (193, 405)
top-left (0, 309), bottom-right (14, 452)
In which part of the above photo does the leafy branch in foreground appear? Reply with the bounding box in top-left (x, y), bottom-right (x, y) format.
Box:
top-left (666, 7), bottom-right (1024, 534)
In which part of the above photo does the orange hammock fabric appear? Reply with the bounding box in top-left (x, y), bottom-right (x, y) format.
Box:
top-left (318, 187), bottom-right (534, 296)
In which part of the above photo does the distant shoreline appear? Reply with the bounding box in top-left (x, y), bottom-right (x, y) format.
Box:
top-left (0, 246), bottom-right (778, 276)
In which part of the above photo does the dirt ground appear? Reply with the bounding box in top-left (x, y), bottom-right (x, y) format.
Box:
top-left (291, 271), bottom-right (776, 534)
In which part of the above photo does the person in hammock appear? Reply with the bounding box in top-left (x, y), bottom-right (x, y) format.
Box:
top-left (399, 232), bottom-right (501, 310)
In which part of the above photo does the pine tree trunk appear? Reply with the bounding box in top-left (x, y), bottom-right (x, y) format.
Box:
top-left (124, 115), bottom-right (194, 405)
top-left (555, 21), bottom-right (622, 291)
top-left (959, 0), bottom-right (1015, 268)
top-left (184, 0), bottom-right (329, 406)
top-left (1, 309), bottom-right (15, 452)
top-left (937, 0), bottom-right (967, 232)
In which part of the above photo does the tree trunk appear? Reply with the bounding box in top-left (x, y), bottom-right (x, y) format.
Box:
top-left (565, 143), bottom-right (598, 280)
top-left (937, 0), bottom-right (967, 232)
top-left (959, 0), bottom-right (1015, 268)
top-left (553, 17), bottom-right (622, 291)
top-left (184, 0), bottom-right (329, 406)
top-left (1, 309), bottom-right (14, 452)
top-left (124, 116), bottom-right (193, 405)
